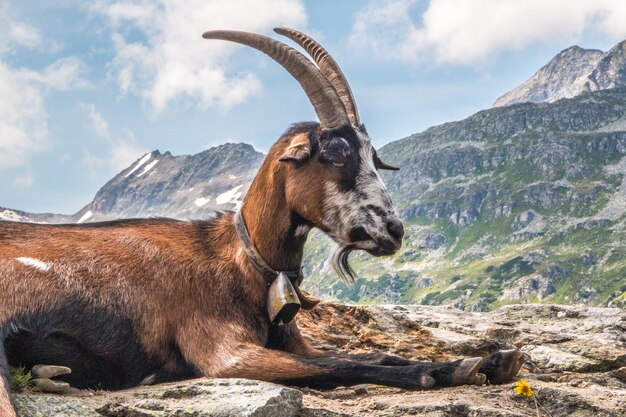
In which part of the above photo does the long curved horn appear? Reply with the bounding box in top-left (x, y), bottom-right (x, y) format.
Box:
top-left (202, 30), bottom-right (349, 129)
top-left (274, 27), bottom-right (360, 127)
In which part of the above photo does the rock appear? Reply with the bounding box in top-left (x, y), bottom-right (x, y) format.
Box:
top-left (545, 263), bottom-right (569, 280)
top-left (418, 232), bottom-right (447, 250)
top-left (512, 210), bottom-right (537, 230)
top-left (15, 379), bottom-right (302, 417)
top-left (15, 396), bottom-right (101, 417)
top-left (11, 303), bottom-right (626, 417)
top-left (416, 275), bottom-right (434, 288)
top-left (499, 274), bottom-right (557, 302)
top-left (580, 251), bottom-right (597, 265)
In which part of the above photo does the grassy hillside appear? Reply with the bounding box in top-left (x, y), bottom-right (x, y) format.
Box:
top-left (302, 88), bottom-right (626, 310)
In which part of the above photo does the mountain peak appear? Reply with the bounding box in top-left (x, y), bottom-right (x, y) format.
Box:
top-left (493, 40), bottom-right (624, 107)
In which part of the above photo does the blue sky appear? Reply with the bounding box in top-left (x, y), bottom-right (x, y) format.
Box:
top-left (1, 0), bottom-right (626, 214)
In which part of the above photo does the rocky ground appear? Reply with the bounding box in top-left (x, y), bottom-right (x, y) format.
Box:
top-left (13, 303), bottom-right (626, 417)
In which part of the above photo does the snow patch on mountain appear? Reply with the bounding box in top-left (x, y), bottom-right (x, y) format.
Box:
top-left (194, 197), bottom-right (211, 207)
top-left (216, 185), bottom-right (244, 209)
top-left (0, 210), bottom-right (24, 222)
top-left (137, 159), bottom-right (159, 177)
top-left (0, 209), bottom-right (26, 222)
top-left (77, 210), bottom-right (94, 224)
top-left (125, 153), bottom-right (152, 177)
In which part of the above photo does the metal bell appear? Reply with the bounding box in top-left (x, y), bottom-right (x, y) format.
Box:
top-left (267, 272), bottom-right (301, 325)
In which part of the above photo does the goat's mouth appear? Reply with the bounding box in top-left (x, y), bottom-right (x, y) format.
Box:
top-left (366, 239), bottom-right (401, 256)
top-left (348, 226), bottom-right (402, 256)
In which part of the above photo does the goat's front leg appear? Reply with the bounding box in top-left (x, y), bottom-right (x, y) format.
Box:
top-left (278, 322), bottom-right (523, 384)
top-left (189, 342), bottom-right (485, 390)
top-left (333, 350), bottom-right (523, 384)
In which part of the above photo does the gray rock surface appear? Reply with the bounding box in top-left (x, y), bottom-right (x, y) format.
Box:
top-left (72, 142), bottom-right (264, 223)
top-left (15, 379), bottom-right (302, 417)
top-left (13, 303), bottom-right (625, 417)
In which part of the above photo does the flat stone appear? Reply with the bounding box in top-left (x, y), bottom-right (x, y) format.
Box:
top-left (15, 379), bottom-right (302, 417)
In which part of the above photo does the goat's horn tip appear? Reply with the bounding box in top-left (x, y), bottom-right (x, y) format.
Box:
top-left (202, 31), bottom-right (219, 39)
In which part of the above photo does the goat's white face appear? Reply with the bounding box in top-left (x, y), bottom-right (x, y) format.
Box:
top-left (280, 123), bottom-right (403, 281)
top-left (319, 127), bottom-right (404, 257)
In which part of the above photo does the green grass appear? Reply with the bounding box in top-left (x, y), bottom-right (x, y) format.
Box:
top-left (9, 367), bottom-right (34, 393)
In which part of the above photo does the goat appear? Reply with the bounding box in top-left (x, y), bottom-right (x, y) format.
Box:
top-left (0, 28), bottom-right (523, 417)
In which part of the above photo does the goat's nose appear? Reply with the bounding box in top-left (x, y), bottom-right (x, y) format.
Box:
top-left (386, 218), bottom-right (404, 241)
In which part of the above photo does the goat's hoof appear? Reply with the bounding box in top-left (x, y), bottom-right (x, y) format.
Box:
top-left (32, 365), bottom-right (72, 379)
top-left (139, 373), bottom-right (157, 386)
top-left (472, 372), bottom-right (487, 386)
top-left (506, 349), bottom-right (525, 380)
top-left (33, 378), bottom-right (70, 393)
top-left (419, 374), bottom-right (436, 389)
top-left (452, 357), bottom-right (483, 385)
top-left (483, 349), bottom-right (524, 384)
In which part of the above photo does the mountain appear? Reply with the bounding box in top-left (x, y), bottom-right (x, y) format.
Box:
top-left (493, 40), bottom-right (626, 107)
top-left (3, 88), bottom-right (626, 311)
top-left (71, 142), bottom-right (264, 223)
top-left (0, 208), bottom-right (71, 224)
top-left (301, 87), bottom-right (626, 310)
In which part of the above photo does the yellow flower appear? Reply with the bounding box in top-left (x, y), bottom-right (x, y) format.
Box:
top-left (514, 379), bottom-right (534, 397)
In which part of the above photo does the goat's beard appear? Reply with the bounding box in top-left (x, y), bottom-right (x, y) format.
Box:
top-left (330, 242), bottom-right (357, 283)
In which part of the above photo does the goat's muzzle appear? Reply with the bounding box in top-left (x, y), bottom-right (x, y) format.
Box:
top-left (349, 218), bottom-right (404, 256)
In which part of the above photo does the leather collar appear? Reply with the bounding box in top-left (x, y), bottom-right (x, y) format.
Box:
top-left (233, 210), bottom-right (320, 310)
top-left (234, 210), bottom-right (301, 285)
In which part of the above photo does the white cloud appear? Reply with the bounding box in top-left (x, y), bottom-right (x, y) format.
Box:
top-left (109, 140), bottom-right (148, 172)
top-left (0, 57), bottom-right (90, 172)
top-left (0, 61), bottom-right (48, 169)
top-left (351, 0), bottom-right (626, 65)
top-left (94, 0), bottom-right (307, 112)
top-left (0, 56), bottom-right (91, 170)
top-left (9, 21), bottom-right (43, 49)
top-left (11, 172), bottom-right (35, 188)
top-left (0, 3), bottom-right (92, 171)
top-left (0, 3), bottom-right (61, 54)
top-left (82, 103), bottom-right (110, 137)
top-left (18, 56), bottom-right (91, 90)
top-left (84, 126), bottom-right (148, 177)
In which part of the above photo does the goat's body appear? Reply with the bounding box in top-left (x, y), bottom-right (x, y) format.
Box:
top-left (0, 215), bottom-right (268, 389)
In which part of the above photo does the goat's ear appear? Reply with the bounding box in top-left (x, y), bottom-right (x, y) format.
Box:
top-left (373, 150), bottom-right (400, 171)
top-left (279, 133), bottom-right (312, 163)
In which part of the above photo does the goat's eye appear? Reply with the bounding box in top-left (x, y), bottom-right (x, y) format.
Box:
top-left (320, 137), bottom-right (351, 167)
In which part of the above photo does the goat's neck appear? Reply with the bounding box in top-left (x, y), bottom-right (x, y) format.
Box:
top-left (239, 166), bottom-right (309, 274)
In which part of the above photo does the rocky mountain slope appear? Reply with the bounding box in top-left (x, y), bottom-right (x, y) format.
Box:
top-left (493, 40), bottom-right (626, 107)
top-left (14, 303), bottom-right (626, 416)
top-left (3, 90), bottom-right (626, 311)
top-left (73, 142), bottom-right (263, 223)
top-left (0, 208), bottom-right (69, 224)
top-left (0, 143), bottom-right (264, 225)
top-left (302, 87), bottom-right (626, 310)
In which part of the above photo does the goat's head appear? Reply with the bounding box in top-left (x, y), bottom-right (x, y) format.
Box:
top-left (203, 28), bottom-right (403, 281)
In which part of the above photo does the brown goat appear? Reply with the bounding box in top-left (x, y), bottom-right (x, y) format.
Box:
top-left (0, 28), bottom-right (523, 417)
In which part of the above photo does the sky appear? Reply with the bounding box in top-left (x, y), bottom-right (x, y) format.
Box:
top-left (1, 0), bottom-right (626, 214)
